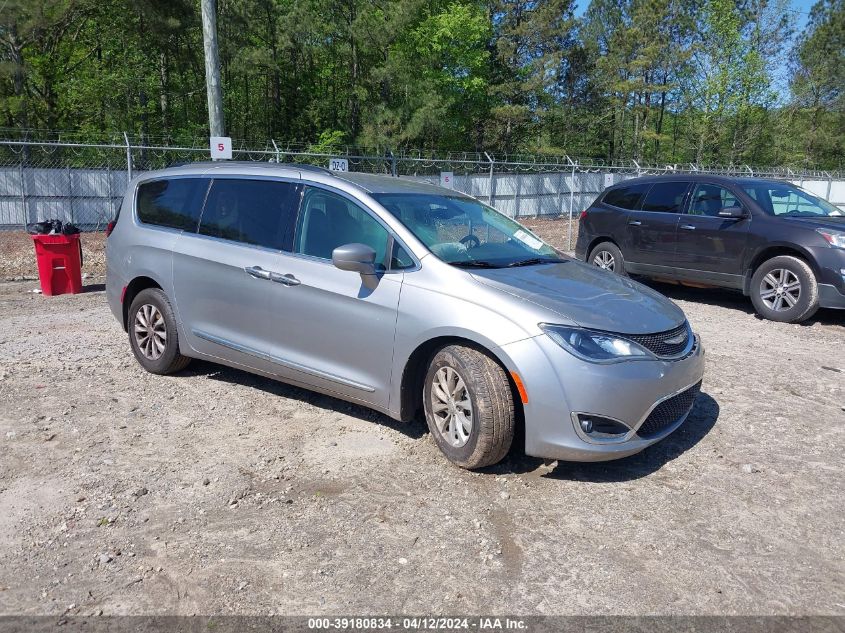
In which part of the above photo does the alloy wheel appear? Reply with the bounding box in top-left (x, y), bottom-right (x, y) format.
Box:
top-left (133, 304), bottom-right (167, 360)
top-left (759, 268), bottom-right (801, 312)
top-left (592, 250), bottom-right (615, 271)
top-left (430, 366), bottom-right (474, 448)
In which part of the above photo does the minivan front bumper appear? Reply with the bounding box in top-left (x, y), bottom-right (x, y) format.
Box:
top-left (500, 331), bottom-right (706, 462)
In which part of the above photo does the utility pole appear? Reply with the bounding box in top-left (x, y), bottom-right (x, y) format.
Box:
top-left (201, 0), bottom-right (225, 137)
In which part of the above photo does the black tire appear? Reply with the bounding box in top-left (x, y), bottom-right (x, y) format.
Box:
top-left (423, 345), bottom-right (514, 470)
top-left (749, 255), bottom-right (819, 323)
top-left (128, 288), bottom-right (192, 374)
top-left (588, 241), bottom-right (628, 276)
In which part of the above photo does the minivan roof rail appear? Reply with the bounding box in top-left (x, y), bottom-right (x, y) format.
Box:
top-left (276, 162), bottom-right (333, 174)
top-left (159, 160), bottom-right (334, 175)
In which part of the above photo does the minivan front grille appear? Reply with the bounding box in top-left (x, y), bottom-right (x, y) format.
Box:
top-left (637, 381), bottom-right (701, 438)
top-left (626, 322), bottom-right (691, 358)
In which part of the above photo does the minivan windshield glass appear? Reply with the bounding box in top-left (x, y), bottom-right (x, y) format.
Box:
top-left (371, 193), bottom-right (562, 267)
top-left (743, 184), bottom-right (843, 217)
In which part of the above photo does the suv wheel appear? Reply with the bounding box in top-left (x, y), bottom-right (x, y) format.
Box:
top-left (128, 288), bottom-right (192, 374)
top-left (750, 256), bottom-right (819, 323)
top-left (423, 345), bottom-right (515, 469)
top-left (588, 241), bottom-right (627, 276)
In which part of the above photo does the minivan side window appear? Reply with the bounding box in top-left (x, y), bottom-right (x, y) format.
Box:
top-left (390, 241), bottom-right (416, 270)
top-left (603, 183), bottom-right (651, 210)
top-left (640, 181), bottom-right (690, 213)
top-left (688, 184), bottom-right (739, 217)
top-left (137, 178), bottom-right (206, 231)
top-left (294, 187), bottom-right (389, 271)
top-left (198, 179), bottom-right (302, 250)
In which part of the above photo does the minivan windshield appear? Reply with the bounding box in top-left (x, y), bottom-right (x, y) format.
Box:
top-left (743, 183), bottom-right (843, 217)
top-left (371, 193), bottom-right (563, 268)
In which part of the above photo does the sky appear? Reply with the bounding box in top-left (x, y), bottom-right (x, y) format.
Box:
top-left (790, 0), bottom-right (816, 31)
top-left (572, 0), bottom-right (817, 26)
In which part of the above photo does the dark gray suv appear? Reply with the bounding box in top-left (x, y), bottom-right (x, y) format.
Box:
top-left (575, 175), bottom-right (845, 323)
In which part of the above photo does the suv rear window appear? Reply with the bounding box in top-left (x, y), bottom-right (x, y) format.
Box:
top-left (603, 183), bottom-right (651, 210)
top-left (640, 181), bottom-right (690, 213)
top-left (137, 178), bottom-right (207, 231)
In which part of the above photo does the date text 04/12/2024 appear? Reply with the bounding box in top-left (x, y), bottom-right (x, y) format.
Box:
top-left (307, 617), bottom-right (528, 630)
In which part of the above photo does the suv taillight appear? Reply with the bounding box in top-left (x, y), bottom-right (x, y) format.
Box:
top-left (579, 210), bottom-right (588, 221)
top-left (105, 221), bottom-right (116, 237)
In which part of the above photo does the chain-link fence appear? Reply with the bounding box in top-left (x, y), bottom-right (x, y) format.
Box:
top-left (2, 135), bottom-right (844, 251)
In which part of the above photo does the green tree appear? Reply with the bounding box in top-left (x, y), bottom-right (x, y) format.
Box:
top-left (789, 0), bottom-right (844, 168)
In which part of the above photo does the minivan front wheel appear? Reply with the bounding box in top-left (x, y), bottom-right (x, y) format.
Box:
top-left (423, 345), bottom-right (514, 470)
top-left (750, 256), bottom-right (819, 323)
top-left (128, 288), bottom-right (192, 374)
top-left (588, 242), bottom-right (628, 277)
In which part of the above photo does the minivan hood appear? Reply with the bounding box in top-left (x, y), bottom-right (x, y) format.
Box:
top-left (470, 261), bottom-right (686, 335)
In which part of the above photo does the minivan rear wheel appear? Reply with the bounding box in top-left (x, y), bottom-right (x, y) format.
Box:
top-left (423, 345), bottom-right (514, 470)
top-left (750, 255), bottom-right (819, 323)
top-left (588, 241), bottom-right (627, 277)
top-left (128, 288), bottom-right (192, 374)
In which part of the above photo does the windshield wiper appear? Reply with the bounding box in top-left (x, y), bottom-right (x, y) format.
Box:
top-left (506, 257), bottom-right (567, 267)
top-left (450, 260), bottom-right (502, 268)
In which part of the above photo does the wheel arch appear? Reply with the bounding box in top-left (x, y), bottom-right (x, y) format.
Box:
top-left (743, 244), bottom-right (818, 295)
top-left (586, 236), bottom-right (622, 260)
top-left (398, 335), bottom-right (523, 427)
top-left (122, 276), bottom-right (163, 331)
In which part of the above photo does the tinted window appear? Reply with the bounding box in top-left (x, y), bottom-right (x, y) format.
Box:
top-left (199, 179), bottom-right (301, 249)
top-left (640, 182), bottom-right (690, 213)
top-left (603, 183), bottom-right (651, 210)
top-left (294, 187), bottom-right (389, 270)
top-left (137, 178), bottom-right (206, 231)
top-left (689, 184), bottom-right (739, 217)
top-left (390, 241), bottom-right (416, 270)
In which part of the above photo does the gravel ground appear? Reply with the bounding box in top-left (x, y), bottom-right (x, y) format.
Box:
top-left (0, 230), bottom-right (843, 616)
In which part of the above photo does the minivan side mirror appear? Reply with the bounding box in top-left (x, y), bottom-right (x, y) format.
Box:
top-left (718, 206), bottom-right (747, 219)
top-left (332, 243), bottom-right (377, 276)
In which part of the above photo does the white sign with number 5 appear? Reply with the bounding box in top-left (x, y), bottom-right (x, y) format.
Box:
top-left (329, 158), bottom-right (349, 172)
top-left (210, 136), bottom-right (232, 160)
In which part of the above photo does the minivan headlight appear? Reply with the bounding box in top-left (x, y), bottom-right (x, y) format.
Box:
top-left (540, 324), bottom-right (652, 363)
top-left (817, 228), bottom-right (845, 249)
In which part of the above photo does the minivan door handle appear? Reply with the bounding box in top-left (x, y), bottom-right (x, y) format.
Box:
top-left (680, 224), bottom-right (696, 231)
top-left (244, 266), bottom-right (271, 280)
top-left (627, 220), bottom-right (642, 226)
top-left (270, 272), bottom-right (301, 287)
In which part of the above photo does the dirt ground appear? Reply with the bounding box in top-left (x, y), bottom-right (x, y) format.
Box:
top-left (0, 222), bottom-right (843, 617)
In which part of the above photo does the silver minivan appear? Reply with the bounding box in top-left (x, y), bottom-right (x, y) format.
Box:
top-left (106, 163), bottom-right (705, 469)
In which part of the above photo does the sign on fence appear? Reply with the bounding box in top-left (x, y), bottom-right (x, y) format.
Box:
top-left (440, 171), bottom-right (454, 189)
top-left (329, 158), bottom-right (348, 172)
top-left (210, 136), bottom-right (232, 160)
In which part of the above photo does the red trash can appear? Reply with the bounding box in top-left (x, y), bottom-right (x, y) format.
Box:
top-left (31, 234), bottom-right (83, 296)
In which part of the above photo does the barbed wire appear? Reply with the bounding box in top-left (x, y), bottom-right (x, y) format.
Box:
top-left (0, 131), bottom-right (840, 178)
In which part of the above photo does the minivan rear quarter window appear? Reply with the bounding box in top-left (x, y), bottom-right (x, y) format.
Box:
top-left (640, 181), bottom-right (690, 213)
top-left (603, 183), bottom-right (651, 210)
top-left (137, 178), bottom-right (207, 231)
